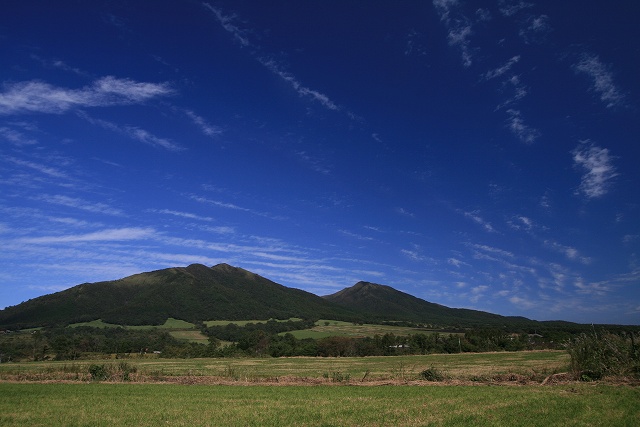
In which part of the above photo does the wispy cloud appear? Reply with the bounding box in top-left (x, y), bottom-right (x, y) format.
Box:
top-left (544, 240), bottom-right (591, 264)
top-left (470, 243), bottom-right (514, 258)
top-left (295, 151), bottom-right (331, 175)
top-left (463, 211), bottom-right (496, 233)
top-left (433, 0), bottom-right (475, 67)
top-left (340, 229), bottom-right (376, 242)
top-left (190, 195), bottom-right (251, 212)
top-left (152, 209), bottom-right (215, 222)
top-left (508, 215), bottom-right (534, 231)
top-left (79, 113), bottom-right (184, 151)
top-left (16, 227), bottom-right (156, 244)
top-left (38, 194), bottom-right (124, 216)
top-left (203, 3), bottom-right (341, 113)
top-left (6, 156), bottom-right (69, 179)
top-left (396, 207), bottom-right (416, 218)
top-left (483, 56), bottom-right (521, 81)
top-left (127, 127), bottom-right (183, 151)
top-left (189, 194), bottom-right (283, 220)
top-left (259, 58), bottom-right (340, 111)
top-left (574, 277), bottom-right (609, 296)
top-left (448, 257), bottom-right (470, 268)
top-left (506, 109), bottom-right (539, 144)
top-left (202, 3), bottom-right (250, 47)
top-left (574, 53), bottom-right (625, 108)
top-left (0, 76), bottom-right (173, 115)
top-left (519, 15), bottom-right (551, 43)
top-left (0, 126), bottom-right (37, 145)
top-left (572, 141), bottom-right (618, 199)
top-left (498, 0), bottom-right (533, 17)
top-left (185, 110), bottom-right (223, 137)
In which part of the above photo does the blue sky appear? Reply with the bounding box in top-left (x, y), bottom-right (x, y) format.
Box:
top-left (1, 1), bottom-right (639, 324)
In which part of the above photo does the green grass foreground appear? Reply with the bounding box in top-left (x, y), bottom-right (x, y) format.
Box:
top-left (1, 382), bottom-right (638, 427)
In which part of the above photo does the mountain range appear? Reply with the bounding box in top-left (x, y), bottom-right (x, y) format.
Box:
top-left (0, 263), bottom-right (547, 329)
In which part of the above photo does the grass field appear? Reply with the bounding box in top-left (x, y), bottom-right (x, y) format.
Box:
top-left (205, 318), bottom-right (303, 327)
top-left (287, 320), bottom-right (456, 339)
top-left (1, 382), bottom-right (638, 426)
top-left (66, 318), bottom-right (446, 341)
top-left (1, 351), bottom-right (638, 426)
top-left (0, 351), bottom-right (569, 383)
top-left (69, 318), bottom-right (197, 330)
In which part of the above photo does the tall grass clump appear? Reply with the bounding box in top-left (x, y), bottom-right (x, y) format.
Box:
top-left (88, 362), bottom-right (137, 381)
top-left (565, 330), bottom-right (639, 381)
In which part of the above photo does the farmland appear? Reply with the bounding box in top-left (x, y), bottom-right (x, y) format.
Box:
top-left (0, 350), bottom-right (569, 383)
top-left (2, 382), bottom-right (638, 427)
top-left (2, 351), bottom-right (639, 426)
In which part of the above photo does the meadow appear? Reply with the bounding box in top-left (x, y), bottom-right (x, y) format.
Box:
top-left (1, 351), bottom-right (639, 426)
top-left (1, 382), bottom-right (638, 426)
top-left (0, 351), bottom-right (569, 383)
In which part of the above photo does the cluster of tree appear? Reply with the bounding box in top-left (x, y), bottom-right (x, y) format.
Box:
top-left (3, 320), bottom-right (639, 362)
top-left (199, 327), bottom-right (554, 358)
top-left (0, 327), bottom-right (184, 362)
top-left (203, 319), bottom-right (315, 342)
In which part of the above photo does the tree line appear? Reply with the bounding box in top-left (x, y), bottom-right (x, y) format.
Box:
top-left (2, 320), bottom-right (639, 362)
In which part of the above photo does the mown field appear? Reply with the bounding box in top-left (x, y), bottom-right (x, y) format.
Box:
top-left (0, 351), bottom-right (568, 383)
top-left (1, 351), bottom-right (639, 426)
top-left (1, 382), bottom-right (638, 426)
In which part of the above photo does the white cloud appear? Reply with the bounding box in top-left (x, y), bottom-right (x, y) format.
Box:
top-left (0, 76), bottom-right (173, 115)
top-left (509, 295), bottom-right (535, 309)
top-left (519, 15), bottom-right (551, 42)
top-left (0, 126), bottom-right (37, 145)
top-left (506, 109), bottom-right (539, 144)
top-left (259, 58), bottom-right (340, 111)
top-left (17, 227), bottom-right (156, 244)
top-left (517, 216), bottom-right (532, 229)
top-left (448, 257), bottom-right (469, 268)
top-left (185, 110), bottom-right (222, 137)
top-left (483, 56), bottom-right (520, 80)
top-left (153, 209), bottom-right (215, 222)
top-left (190, 195), bottom-right (250, 212)
top-left (6, 156), bottom-right (69, 179)
top-left (341, 229), bottom-right (375, 242)
top-left (574, 54), bottom-right (625, 108)
top-left (463, 211), bottom-right (496, 233)
top-left (203, 3), bottom-right (340, 113)
top-left (396, 207), bottom-right (416, 218)
top-left (79, 113), bottom-right (184, 151)
top-left (432, 0), bottom-right (475, 67)
top-left (126, 127), bottom-right (183, 151)
top-left (572, 141), bottom-right (618, 199)
top-left (38, 194), bottom-right (124, 216)
top-left (544, 240), bottom-right (591, 264)
top-left (470, 244), bottom-right (514, 258)
top-left (447, 25), bottom-right (474, 68)
top-left (202, 3), bottom-right (250, 47)
top-left (499, 0), bottom-right (533, 17)
top-left (574, 278), bottom-right (609, 296)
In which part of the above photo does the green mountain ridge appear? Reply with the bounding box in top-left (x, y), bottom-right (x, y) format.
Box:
top-left (1, 263), bottom-right (546, 329)
top-left (324, 281), bottom-right (534, 327)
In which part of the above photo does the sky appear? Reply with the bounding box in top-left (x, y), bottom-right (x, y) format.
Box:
top-left (1, 1), bottom-right (639, 325)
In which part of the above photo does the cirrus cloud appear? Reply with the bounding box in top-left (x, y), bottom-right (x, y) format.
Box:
top-left (0, 76), bottom-right (173, 115)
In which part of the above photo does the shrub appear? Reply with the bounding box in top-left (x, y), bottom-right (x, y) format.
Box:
top-left (118, 361), bottom-right (137, 381)
top-left (88, 364), bottom-right (108, 381)
top-left (419, 366), bottom-right (445, 381)
top-left (565, 330), bottom-right (639, 380)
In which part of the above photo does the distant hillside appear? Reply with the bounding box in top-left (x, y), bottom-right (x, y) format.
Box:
top-left (0, 263), bottom-right (551, 330)
top-left (323, 281), bottom-right (536, 327)
top-left (0, 264), bottom-right (356, 329)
